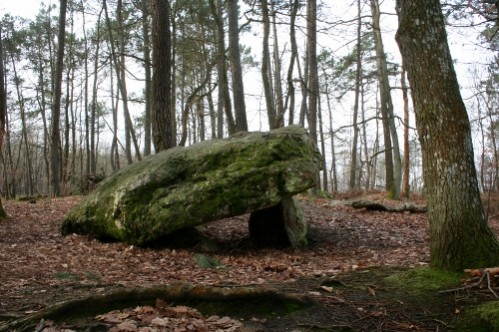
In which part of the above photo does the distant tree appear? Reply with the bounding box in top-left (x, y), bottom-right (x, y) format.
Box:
top-left (349, 0), bottom-right (362, 191)
top-left (227, 0), bottom-right (248, 132)
top-left (306, 0), bottom-right (318, 144)
top-left (271, 1), bottom-right (285, 128)
top-left (284, 0), bottom-right (300, 126)
top-left (260, 0), bottom-right (276, 129)
top-left (370, 0), bottom-right (401, 198)
top-left (396, 0), bottom-right (499, 270)
top-left (4, 19), bottom-right (36, 197)
top-left (400, 65), bottom-right (411, 198)
top-left (209, 0), bottom-right (236, 136)
top-left (0, 26), bottom-right (8, 219)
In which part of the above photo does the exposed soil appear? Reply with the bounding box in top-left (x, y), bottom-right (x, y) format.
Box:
top-left (0, 193), bottom-right (498, 331)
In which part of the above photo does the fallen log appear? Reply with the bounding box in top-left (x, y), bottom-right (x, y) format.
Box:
top-left (350, 200), bottom-right (427, 213)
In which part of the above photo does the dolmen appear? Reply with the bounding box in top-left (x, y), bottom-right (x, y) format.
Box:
top-left (61, 125), bottom-right (322, 248)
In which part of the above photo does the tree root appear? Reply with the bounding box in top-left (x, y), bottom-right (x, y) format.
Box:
top-left (0, 282), bottom-right (313, 332)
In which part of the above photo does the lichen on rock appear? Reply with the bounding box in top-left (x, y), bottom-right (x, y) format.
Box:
top-left (61, 125), bottom-right (321, 247)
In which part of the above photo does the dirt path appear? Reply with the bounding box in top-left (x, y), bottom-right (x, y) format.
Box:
top-left (0, 194), bottom-right (497, 331)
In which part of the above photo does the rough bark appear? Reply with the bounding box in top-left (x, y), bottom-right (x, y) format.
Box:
top-left (227, 0), bottom-right (248, 132)
top-left (151, 0), bottom-right (176, 152)
top-left (50, 0), bottom-right (67, 197)
top-left (396, 0), bottom-right (499, 270)
top-left (142, 1), bottom-right (152, 157)
top-left (306, 0), bottom-right (318, 144)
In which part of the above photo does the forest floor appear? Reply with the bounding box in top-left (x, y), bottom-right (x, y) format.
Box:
top-left (0, 192), bottom-right (499, 331)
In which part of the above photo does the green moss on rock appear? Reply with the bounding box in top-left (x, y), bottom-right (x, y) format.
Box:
top-left (61, 126), bottom-right (321, 246)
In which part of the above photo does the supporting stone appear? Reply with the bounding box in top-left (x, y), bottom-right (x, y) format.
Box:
top-left (249, 196), bottom-right (307, 248)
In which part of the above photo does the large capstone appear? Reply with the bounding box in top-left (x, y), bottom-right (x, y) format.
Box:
top-left (61, 125), bottom-right (321, 247)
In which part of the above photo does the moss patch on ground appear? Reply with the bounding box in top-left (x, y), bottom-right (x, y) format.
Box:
top-left (458, 301), bottom-right (499, 331)
top-left (384, 267), bottom-right (464, 295)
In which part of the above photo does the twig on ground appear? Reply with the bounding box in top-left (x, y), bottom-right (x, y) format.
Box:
top-left (439, 269), bottom-right (499, 298)
top-left (438, 272), bottom-right (487, 295)
top-left (487, 271), bottom-right (499, 298)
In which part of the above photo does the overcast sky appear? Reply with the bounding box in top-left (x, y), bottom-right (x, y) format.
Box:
top-left (0, 0), bottom-right (45, 18)
top-left (0, 0), bottom-right (490, 128)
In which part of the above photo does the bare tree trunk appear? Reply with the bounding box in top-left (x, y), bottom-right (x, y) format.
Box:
top-left (323, 71), bottom-right (338, 192)
top-left (371, 112), bottom-right (380, 189)
top-left (361, 86), bottom-right (371, 191)
top-left (70, 78), bottom-right (77, 189)
top-left (151, 0), bottom-right (176, 151)
top-left (208, 0), bottom-right (235, 137)
top-left (197, 98), bottom-right (205, 142)
top-left (306, 0), bottom-right (318, 144)
top-left (10, 38), bottom-right (35, 196)
top-left (318, 95), bottom-right (328, 191)
top-left (142, 1), bottom-right (152, 157)
top-left (207, 82), bottom-right (217, 139)
top-left (3, 92), bottom-right (15, 198)
top-left (109, 55), bottom-right (120, 171)
top-left (349, 0), bottom-right (362, 190)
top-left (103, 0), bottom-right (142, 162)
top-left (117, 0), bottom-right (142, 161)
top-left (371, 0), bottom-right (401, 198)
top-left (260, 0), bottom-right (276, 129)
top-left (50, 0), bottom-right (67, 196)
top-left (396, 0), bottom-right (499, 270)
top-left (90, 9), bottom-right (103, 174)
top-left (35, 40), bottom-right (50, 194)
top-left (227, 0), bottom-right (248, 132)
top-left (271, 2), bottom-right (284, 128)
top-left (284, 0), bottom-right (299, 126)
top-left (179, 68), bottom-right (213, 146)
top-left (401, 66), bottom-right (410, 197)
top-left (83, 8), bottom-right (91, 176)
top-left (63, 29), bottom-right (74, 193)
top-left (0, 27), bottom-right (7, 217)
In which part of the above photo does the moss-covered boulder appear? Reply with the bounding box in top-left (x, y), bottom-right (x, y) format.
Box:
top-left (61, 125), bottom-right (321, 247)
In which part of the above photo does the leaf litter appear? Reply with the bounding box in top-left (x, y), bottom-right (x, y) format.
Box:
top-left (1, 193), bottom-right (498, 331)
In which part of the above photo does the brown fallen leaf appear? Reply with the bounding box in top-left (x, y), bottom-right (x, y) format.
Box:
top-left (96, 310), bottom-right (126, 324)
top-left (111, 319), bottom-right (138, 332)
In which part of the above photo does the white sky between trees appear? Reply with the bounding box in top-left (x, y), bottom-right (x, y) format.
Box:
top-left (0, 0), bottom-right (494, 191)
